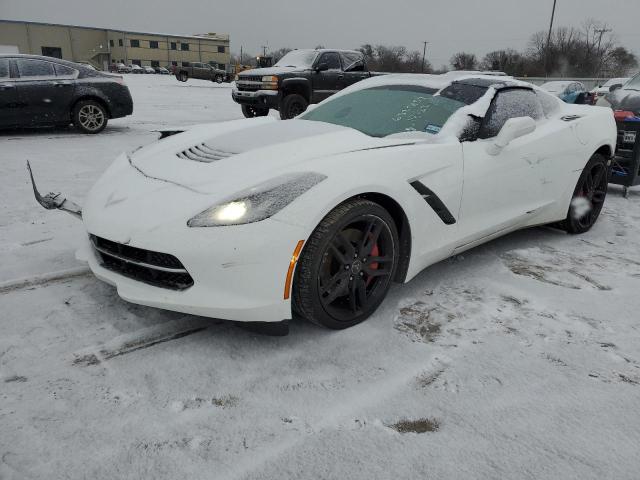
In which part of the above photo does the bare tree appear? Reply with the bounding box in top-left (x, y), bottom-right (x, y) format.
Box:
top-left (450, 52), bottom-right (478, 71)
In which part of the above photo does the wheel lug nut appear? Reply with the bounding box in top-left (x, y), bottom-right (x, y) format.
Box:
top-left (349, 276), bottom-right (353, 280)
top-left (344, 265), bottom-right (350, 270)
top-left (359, 272), bottom-right (364, 276)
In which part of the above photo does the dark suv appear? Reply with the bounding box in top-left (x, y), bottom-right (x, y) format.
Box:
top-left (0, 54), bottom-right (133, 134)
top-left (232, 49), bottom-right (374, 119)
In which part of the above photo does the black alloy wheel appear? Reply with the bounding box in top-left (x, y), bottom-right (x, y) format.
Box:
top-left (241, 105), bottom-right (269, 118)
top-left (280, 94), bottom-right (308, 120)
top-left (559, 153), bottom-right (608, 234)
top-left (293, 199), bottom-right (399, 329)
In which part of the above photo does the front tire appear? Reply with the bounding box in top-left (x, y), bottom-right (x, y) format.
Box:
top-left (293, 199), bottom-right (399, 329)
top-left (178, 72), bottom-right (188, 82)
top-left (279, 94), bottom-right (308, 120)
top-left (214, 74), bottom-right (224, 84)
top-left (241, 105), bottom-right (269, 118)
top-left (559, 153), bottom-right (608, 234)
top-left (73, 100), bottom-right (108, 134)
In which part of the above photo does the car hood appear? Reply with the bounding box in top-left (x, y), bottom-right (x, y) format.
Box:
top-left (238, 66), bottom-right (305, 77)
top-left (129, 118), bottom-right (414, 195)
top-left (607, 88), bottom-right (640, 113)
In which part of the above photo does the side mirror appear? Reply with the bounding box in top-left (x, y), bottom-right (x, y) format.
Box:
top-left (609, 83), bottom-right (623, 92)
top-left (315, 63), bottom-right (329, 72)
top-left (486, 116), bottom-right (536, 156)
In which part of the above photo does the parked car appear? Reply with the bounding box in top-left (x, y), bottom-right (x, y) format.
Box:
top-left (0, 54), bottom-right (133, 133)
top-left (155, 66), bottom-right (170, 75)
top-left (129, 64), bottom-right (144, 74)
top-left (30, 73), bottom-right (615, 331)
top-left (142, 66), bottom-right (156, 74)
top-left (592, 77), bottom-right (630, 103)
top-left (540, 80), bottom-right (593, 104)
top-left (114, 63), bottom-right (131, 74)
top-left (175, 62), bottom-right (225, 83)
top-left (233, 49), bottom-right (377, 119)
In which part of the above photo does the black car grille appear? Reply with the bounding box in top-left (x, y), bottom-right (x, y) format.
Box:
top-left (236, 75), bottom-right (262, 91)
top-left (90, 235), bottom-right (193, 290)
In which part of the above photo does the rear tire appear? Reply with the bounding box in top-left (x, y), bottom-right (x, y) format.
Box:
top-left (293, 199), bottom-right (399, 329)
top-left (241, 105), bottom-right (269, 118)
top-left (279, 94), bottom-right (308, 120)
top-left (558, 153), bottom-right (608, 234)
top-left (73, 100), bottom-right (108, 134)
top-left (178, 72), bottom-right (188, 82)
top-left (214, 74), bottom-right (224, 84)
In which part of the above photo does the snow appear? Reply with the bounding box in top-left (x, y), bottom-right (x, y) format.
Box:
top-left (2, 74), bottom-right (640, 479)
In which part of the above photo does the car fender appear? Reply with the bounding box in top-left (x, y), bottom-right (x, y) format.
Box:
top-left (280, 77), bottom-right (312, 102)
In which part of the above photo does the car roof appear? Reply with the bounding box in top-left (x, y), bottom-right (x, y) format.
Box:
top-left (0, 53), bottom-right (97, 72)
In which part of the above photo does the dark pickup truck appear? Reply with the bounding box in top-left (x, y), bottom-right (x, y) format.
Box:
top-left (232, 49), bottom-right (374, 119)
top-left (176, 62), bottom-right (226, 83)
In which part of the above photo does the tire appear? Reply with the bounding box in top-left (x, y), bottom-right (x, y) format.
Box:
top-left (73, 100), bottom-right (108, 134)
top-left (178, 72), bottom-right (188, 82)
top-left (241, 105), bottom-right (269, 118)
top-left (558, 153), bottom-right (608, 234)
top-left (293, 199), bottom-right (399, 329)
top-left (214, 74), bottom-right (223, 84)
top-left (279, 94), bottom-right (308, 120)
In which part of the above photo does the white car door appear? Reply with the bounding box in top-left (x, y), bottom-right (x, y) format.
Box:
top-left (456, 88), bottom-right (550, 248)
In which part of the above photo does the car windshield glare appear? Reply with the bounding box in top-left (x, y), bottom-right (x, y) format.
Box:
top-left (274, 50), bottom-right (317, 68)
top-left (299, 85), bottom-right (469, 138)
top-left (625, 74), bottom-right (640, 90)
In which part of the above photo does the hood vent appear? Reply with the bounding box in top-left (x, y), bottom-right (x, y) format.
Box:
top-left (177, 143), bottom-right (237, 163)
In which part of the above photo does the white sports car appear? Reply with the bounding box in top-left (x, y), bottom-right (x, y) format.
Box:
top-left (30, 72), bottom-right (616, 331)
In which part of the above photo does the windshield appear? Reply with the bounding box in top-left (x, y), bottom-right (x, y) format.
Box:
top-left (604, 78), bottom-right (628, 87)
top-left (625, 74), bottom-right (640, 90)
top-left (299, 85), bottom-right (468, 137)
top-left (541, 82), bottom-right (569, 92)
top-left (274, 50), bottom-right (317, 68)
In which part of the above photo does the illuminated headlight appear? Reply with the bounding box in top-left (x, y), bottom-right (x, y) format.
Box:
top-left (187, 172), bottom-right (326, 227)
top-left (261, 75), bottom-right (279, 90)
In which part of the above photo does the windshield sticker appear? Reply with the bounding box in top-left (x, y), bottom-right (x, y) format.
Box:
top-left (425, 124), bottom-right (441, 134)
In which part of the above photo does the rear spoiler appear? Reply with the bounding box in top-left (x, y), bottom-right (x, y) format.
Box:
top-left (27, 161), bottom-right (82, 219)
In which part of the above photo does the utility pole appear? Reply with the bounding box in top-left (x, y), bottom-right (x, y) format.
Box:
top-left (261, 45), bottom-right (267, 57)
top-left (545, 0), bottom-right (557, 77)
top-left (421, 41), bottom-right (429, 73)
top-left (240, 46), bottom-right (243, 65)
top-left (594, 27), bottom-right (612, 77)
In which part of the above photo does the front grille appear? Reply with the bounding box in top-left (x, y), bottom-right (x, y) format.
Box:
top-left (90, 235), bottom-right (193, 290)
top-left (237, 75), bottom-right (262, 91)
top-left (176, 143), bottom-right (236, 162)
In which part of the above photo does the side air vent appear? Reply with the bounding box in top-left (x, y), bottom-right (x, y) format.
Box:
top-left (409, 181), bottom-right (457, 225)
top-left (561, 115), bottom-right (582, 122)
top-left (177, 143), bottom-right (236, 162)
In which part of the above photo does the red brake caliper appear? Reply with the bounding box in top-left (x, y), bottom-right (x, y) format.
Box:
top-left (366, 241), bottom-right (379, 287)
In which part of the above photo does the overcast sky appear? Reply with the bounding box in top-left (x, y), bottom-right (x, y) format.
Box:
top-left (2, 0), bottom-right (639, 65)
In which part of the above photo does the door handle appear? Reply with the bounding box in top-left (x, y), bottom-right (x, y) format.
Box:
top-left (52, 81), bottom-right (71, 87)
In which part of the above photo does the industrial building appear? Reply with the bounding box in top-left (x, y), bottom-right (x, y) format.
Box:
top-left (0, 19), bottom-right (230, 71)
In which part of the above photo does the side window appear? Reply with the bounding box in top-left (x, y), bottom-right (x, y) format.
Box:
top-left (319, 52), bottom-right (341, 70)
top-left (340, 52), bottom-right (364, 72)
top-left (0, 58), bottom-right (9, 79)
top-left (16, 59), bottom-right (55, 78)
top-left (566, 83), bottom-right (577, 94)
top-left (479, 89), bottom-right (543, 139)
top-left (535, 89), bottom-right (560, 117)
top-left (54, 64), bottom-right (77, 77)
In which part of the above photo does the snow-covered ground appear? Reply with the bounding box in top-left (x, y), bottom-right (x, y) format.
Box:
top-left (2, 74), bottom-right (640, 479)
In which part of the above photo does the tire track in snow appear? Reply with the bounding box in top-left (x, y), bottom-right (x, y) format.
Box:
top-left (0, 267), bottom-right (91, 294)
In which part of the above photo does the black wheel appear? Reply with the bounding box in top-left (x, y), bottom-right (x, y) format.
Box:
top-left (280, 94), bottom-right (308, 120)
top-left (559, 153), bottom-right (608, 234)
top-left (293, 199), bottom-right (399, 329)
top-left (241, 105), bottom-right (269, 118)
top-left (178, 72), bottom-right (188, 82)
top-left (214, 74), bottom-right (224, 84)
top-left (73, 100), bottom-right (108, 134)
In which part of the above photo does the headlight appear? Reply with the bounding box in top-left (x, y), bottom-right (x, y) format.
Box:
top-left (261, 75), bottom-right (279, 90)
top-left (187, 172), bottom-right (326, 227)
top-left (234, 74), bottom-right (239, 81)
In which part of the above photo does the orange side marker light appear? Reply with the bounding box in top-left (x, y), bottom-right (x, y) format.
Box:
top-left (284, 240), bottom-right (305, 300)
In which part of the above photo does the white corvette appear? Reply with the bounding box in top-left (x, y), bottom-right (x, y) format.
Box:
top-left (30, 72), bottom-right (616, 330)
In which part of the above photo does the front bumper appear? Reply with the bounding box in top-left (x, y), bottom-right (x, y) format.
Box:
top-left (231, 88), bottom-right (280, 109)
top-left (78, 216), bottom-right (307, 322)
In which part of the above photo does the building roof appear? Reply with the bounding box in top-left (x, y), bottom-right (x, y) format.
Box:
top-left (0, 18), bottom-right (229, 42)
